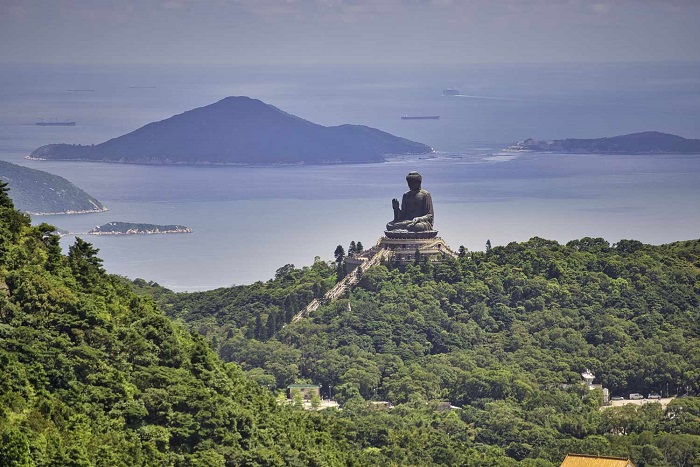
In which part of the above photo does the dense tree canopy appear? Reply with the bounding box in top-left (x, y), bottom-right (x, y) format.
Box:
top-left (143, 235), bottom-right (700, 466)
top-left (0, 182), bottom-right (363, 466)
top-left (4, 172), bottom-right (699, 465)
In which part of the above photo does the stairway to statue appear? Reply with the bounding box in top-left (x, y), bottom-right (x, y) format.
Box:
top-left (292, 247), bottom-right (390, 323)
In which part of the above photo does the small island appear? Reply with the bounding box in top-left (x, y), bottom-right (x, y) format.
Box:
top-left (505, 131), bottom-right (700, 154)
top-left (88, 222), bottom-right (192, 235)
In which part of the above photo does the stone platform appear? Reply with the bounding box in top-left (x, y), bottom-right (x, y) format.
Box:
top-left (379, 234), bottom-right (455, 263)
top-left (346, 232), bottom-right (456, 271)
top-left (383, 229), bottom-right (438, 240)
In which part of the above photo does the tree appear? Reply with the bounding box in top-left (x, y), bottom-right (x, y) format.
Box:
top-left (356, 242), bottom-right (364, 253)
top-left (254, 314), bottom-right (265, 340)
top-left (266, 312), bottom-right (277, 338)
top-left (293, 390), bottom-right (304, 409)
top-left (486, 239), bottom-right (492, 253)
top-left (0, 179), bottom-right (29, 242)
top-left (337, 262), bottom-right (347, 280)
top-left (458, 245), bottom-right (467, 258)
top-left (615, 239), bottom-right (644, 255)
top-left (0, 179), bottom-right (14, 209)
top-left (36, 223), bottom-right (63, 270)
top-left (334, 245), bottom-right (346, 280)
top-left (0, 427), bottom-right (32, 467)
top-left (334, 245), bottom-right (345, 263)
top-left (348, 241), bottom-right (357, 257)
top-left (275, 263), bottom-right (296, 279)
top-left (310, 392), bottom-right (321, 409)
top-left (67, 237), bottom-right (105, 288)
top-left (414, 249), bottom-right (421, 264)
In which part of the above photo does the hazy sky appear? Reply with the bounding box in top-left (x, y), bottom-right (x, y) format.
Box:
top-left (1, 0), bottom-right (699, 65)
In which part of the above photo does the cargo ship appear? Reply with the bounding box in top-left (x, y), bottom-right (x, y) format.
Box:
top-left (401, 115), bottom-right (440, 120)
top-left (36, 119), bottom-right (76, 126)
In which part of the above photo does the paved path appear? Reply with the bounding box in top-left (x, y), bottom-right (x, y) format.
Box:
top-left (292, 247), bottom-right (390, 322)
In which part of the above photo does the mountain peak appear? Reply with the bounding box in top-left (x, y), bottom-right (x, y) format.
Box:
top-left (213, 95), bottom-right (268, 109)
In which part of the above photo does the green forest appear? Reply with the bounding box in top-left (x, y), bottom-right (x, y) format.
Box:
top-left (2, 177), bottom-right (700, 466)
top-left (138, 236), bottom-right (700, 466)
top-left (0, 180), bottom-right (361, 466)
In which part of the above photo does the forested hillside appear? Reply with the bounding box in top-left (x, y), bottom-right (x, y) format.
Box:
top-left (144, 236), bottom-right (700, 466)
top-left (0, 160), bottom-right (105, 215)
top-left (5, 167), bottom-right (699, 465)
top-left (0, 180), bottom-right (361, 466)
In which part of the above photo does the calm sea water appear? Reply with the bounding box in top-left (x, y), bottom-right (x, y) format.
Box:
top-left (1, 62), bottom-right (699, 291)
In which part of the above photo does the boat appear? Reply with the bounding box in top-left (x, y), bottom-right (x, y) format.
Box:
top-left (36, 119), bottom-right (76, 126)
top-left (401, 115), bottom-right (440, 120)
top-left (442, 88), bottom-right (460, 96)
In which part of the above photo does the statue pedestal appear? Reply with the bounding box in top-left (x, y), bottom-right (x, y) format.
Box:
top-left (378, 233), bottom-right (455, 263)
top-left (346, 232), bottom-right (457, 273)
top-left (383, 230), bottom-right (438, 240)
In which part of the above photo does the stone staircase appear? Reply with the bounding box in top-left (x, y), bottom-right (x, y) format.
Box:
top-left (291, 247), bottom-right (390, 322)
top-left (424, 238), bottom-right (459, 258)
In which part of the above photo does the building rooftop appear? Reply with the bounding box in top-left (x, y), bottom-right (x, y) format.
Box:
top-left (560, 454), bottom-right (635, 467)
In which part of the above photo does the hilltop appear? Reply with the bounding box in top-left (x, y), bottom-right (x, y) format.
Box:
top-left (0, 160), bottom-right (106, 215)
top-left (506, 131), bottom-right (700, 154)
top-left (28, 96), bottom-right (432, 165)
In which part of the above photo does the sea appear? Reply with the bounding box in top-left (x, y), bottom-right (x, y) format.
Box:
top-left (1, 62), bottom-right (699, 291)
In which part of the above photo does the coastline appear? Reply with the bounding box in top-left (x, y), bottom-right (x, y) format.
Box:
top-left (24, 150), bottom-right (434, 167)
top-left (503, 147), bottom-right (700, 155)
top-left (86, 222), bottom-right (192, 235)
top-left (27, 207), bottom-right (108, 216)
top-left (87, 228), bottom-right (192, 235)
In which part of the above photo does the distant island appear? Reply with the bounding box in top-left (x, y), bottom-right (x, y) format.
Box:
top-left (27, 96), bottom-right (432, 165)
top-left (505, 131), bottom-right (700, 154)
top-left (87, 222), bottom-right (191, 235)
top-left (0, 160), bottom-right (106, 215)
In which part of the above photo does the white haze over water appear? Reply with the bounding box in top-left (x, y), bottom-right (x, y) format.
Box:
top-left (1, 62), bottom-right (699, 291)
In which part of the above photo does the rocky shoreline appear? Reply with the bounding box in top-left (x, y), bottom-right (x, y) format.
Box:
top-left (28, 207), bottom-right (109, 216)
